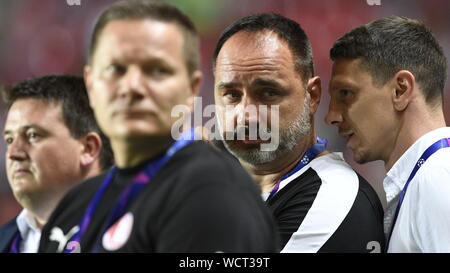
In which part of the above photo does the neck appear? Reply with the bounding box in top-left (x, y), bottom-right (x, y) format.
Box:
top-left (385, 104), bottom-right (446, 171)
top-left (242, 130), bottom-right (322, 193)
top-left (20, 194), bottom-right (62, 229)
top-left (111, 136), bottom-right (173, 168)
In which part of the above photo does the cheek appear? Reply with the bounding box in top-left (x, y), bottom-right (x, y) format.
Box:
top-left (90, 79), bottom-right (115, 107)
top-left (161, 80), bottom-right (191, 107)
top-left (90, 86), bottom-right (115, 133)
top-left (5, 158), bottom-right (15, 180)
top-left (276, 105), bottom-right (298, 128)
top-left (350, 103), bottom-right (388, 144)
top-left (32, 143), bottom-right (79, 181)
top-left (155, 80), bottom-right (192, 121)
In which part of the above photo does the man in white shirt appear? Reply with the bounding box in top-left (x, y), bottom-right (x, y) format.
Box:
top-left (0, 75), bottom-right (113, 252)
top-left (325, 16), bottom-right (450, 252)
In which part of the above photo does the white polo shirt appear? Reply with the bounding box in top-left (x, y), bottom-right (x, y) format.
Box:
top-left (384, 127), bottom-right (450, 252)
top-left (16, 209), bottom-right (42, 253)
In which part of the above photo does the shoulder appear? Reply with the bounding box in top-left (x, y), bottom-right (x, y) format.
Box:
top-left (279, 153), bottom-right (385, 252)
top-left (40, 172), bottom-right (109, 252)
top-left (310, 152), bottom-right (382, 208)
top-left (0, 218), bottom-right (17, 232)
top-left (309, 152), bottom-right (359, 182)
top-left (405, 148), bottom-right (450, 251)
top-left (272, 152), bottom-right (362, 207)
top-left (44, 172), bottom-right (108, 231)
top-left (167, 141), bottom-right (255, 189)
top-left (308, 152), bottom-right (360, 200)
top-left (0, 218), bottom-right (18, 252)
top-left (173, 141), bottom-right (242, 171)
top-left (55, 172), bottom-right (109, 210)
top-left (413, 148), bottom-right (450, 209)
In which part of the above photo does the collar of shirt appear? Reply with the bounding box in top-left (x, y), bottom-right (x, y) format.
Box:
top-left (15, 209), bottom-right (42, 253)
top-left (383, 127), bottom-right (450, 232)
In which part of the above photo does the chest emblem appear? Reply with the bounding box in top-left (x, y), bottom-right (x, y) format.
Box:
top-left (102, 212), bottom-right (134, 251)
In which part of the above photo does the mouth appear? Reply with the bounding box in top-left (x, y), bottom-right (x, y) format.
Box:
top-left (228, 133), bottom-right (270, 145)
top-left (339, 131), bottom-right (355, 146)
top-left (242, 139), bottom-right (265, 144)
top-left (224, 137), bottom-right (266, 148)
top-left (114, 110), bottom-right (152, 119)
top-left (13, 169), bottom-right (32, 177)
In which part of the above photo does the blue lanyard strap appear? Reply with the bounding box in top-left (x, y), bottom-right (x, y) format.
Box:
top-left (66, 130), bottom-right (195, 253)
top-left (387, 138), bottom-right (450, 244)
top-left (267, 137), bottom-right (328, 201)
top-left (9, 232), bottom-right (21, 253)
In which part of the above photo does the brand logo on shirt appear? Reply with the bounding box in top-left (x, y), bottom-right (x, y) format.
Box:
top-left (102, 212), bottom-right (134, 251)
top-left (49, 226), bottom-right (80, 253)
top-left (366, 241), bottom-right (381, 253)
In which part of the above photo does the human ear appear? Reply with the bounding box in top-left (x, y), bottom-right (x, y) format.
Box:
top-left (392, 70), bottom-right (415, 112)
top-left (306, 76), bottom-right (322, 114)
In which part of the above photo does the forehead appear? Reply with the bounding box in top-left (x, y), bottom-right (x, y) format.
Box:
top-left (215, 30), bottom-right (297, 82)
top-left (5, 99), bottom-right (64, 130)
top-left (329, 58), bottom-right (373, 90)
top-left (93, 19), bottom-right (185, 64)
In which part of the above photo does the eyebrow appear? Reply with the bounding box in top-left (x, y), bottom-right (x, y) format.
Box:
top-left (217, 78), bottom-right (284, 90)
top-left (216, 81), bottom-right (242, 90)
top-left (329, 80), bottom-right (359, 93)
top-left (111, 56), bottom-right (171, 66)
top-left (3, 124), bottom-right (45, 137)
top-left (252, 78), bottom-right (284, 89)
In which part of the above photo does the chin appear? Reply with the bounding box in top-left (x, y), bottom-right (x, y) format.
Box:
top-left (114, 124), bottom-right (170, 139)
top-left (351, 149), bottom-right (371, 164)
top-left (223, 140), bottom-right (282, 165)
top-left (12, 186), bottom-right (35, 202)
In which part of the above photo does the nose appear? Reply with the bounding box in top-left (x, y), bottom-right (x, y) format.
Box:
top-left (118, 66), bottom-right (147, 99)
top-left (7, 137), bottom-right (29, 162)
top-left (324, 99), bottom-right (343, 127)
top-left (236, 95), bottom-right (260, 126)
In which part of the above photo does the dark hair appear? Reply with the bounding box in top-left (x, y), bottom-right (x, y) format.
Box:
top-left (213, 13), bottom-right (314, 81)
top-left (88, 0), bottom-right (199, 75)
top-left (2, 75), bottom-right (114, 171)
top-left (330, 16), bottom-right (448, 105)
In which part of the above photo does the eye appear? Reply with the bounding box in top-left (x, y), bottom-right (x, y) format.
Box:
top-left (224, 90), bottom-right (241, 101)
top-left (107, 64), bottom-right (126, 76)
top-left (338, 89), bottom-right (353, 100)
top-left (149, 67), bottom-right (170, 75)
top-left (26, 131), bottom-right (41, 142)
top-left (261, 90), bottom-right (279, 98)
top-left (4, 136), bottom-right (13, 145)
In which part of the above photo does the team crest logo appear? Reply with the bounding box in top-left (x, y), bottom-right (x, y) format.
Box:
top-left (102, 212), bottom-right (134, 251)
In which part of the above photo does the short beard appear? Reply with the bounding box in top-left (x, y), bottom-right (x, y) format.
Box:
top-left (222, 98), bottom-right (311, 165)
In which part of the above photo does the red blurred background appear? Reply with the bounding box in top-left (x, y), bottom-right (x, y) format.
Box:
top-left (1, 0), bottom-right (449, 225)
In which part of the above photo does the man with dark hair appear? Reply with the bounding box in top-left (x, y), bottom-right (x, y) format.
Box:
top-left (39, 0), bottom-right (278, 253)
top-left (0, 75), bottom-right (113, 253)
top-left (325, 16), bottom-right (450, 252)
top-left (213, 13), bottom-right (385, 252)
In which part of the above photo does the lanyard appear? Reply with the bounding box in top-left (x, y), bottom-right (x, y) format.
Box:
top-left (65, 130), bottom-right (195, 253)
top-left (387, 138), bottom-right (450, 244)
top-left (266, 137), bottom-right (328, 201)
top-left (9, 232), bottom-right (21, 253)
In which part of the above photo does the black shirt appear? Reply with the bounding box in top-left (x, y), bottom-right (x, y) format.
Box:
top-left (39, 142), bottom-right (279, 253)
top-left (267, 152), bottom-right (385, 252)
